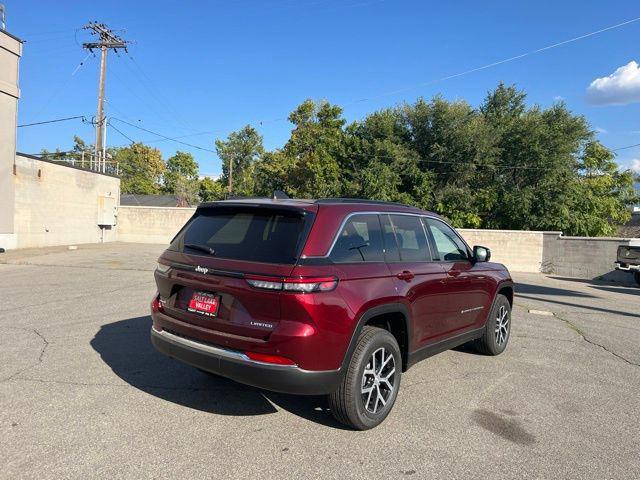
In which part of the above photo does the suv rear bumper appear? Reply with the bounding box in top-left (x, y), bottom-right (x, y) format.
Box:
top-left (615, 262), bottom-right (640, 272)
top-left (150, 327), bottom-right (342, 395)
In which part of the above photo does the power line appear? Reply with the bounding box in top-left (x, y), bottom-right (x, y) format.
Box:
top-left (18, 115), bottom-right (87, 128)
top-left (346, 151), bottom-right (562, 171)
top-left (175, 14), bottom-right (640, 148)
top-left (29, 52), bottom-right (94, 120)
top-left (110, 117), bottom-right (217, 153)
top-left (612, 142), bottom-right (640, 152)
top-left (346, 15), bottom-right (640, 105)
top-left (126, 54), bottom-right (199, 132)
top-left (108, 121), bottom-right (136, 144)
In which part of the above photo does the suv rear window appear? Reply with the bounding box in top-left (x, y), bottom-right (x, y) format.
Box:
top-left (170, 207), bottom-right (310, 264)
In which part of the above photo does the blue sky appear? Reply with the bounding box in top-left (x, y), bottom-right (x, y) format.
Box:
top-left (7, 0), bottom-right (640, 177)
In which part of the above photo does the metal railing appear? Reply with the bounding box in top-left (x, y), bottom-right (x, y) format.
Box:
top-left (35, 151), bottom-right (120, 176)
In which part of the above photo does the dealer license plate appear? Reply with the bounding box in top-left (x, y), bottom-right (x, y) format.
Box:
top-left (187, 291), bottom-right (220, 317)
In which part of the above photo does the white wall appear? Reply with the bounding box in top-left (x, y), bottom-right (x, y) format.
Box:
top-left (13, 154), bottom-right (120, 248)
top-left (458, 229), bottom-right (555, 273)
top-left (0, 29), bottom-right (22, 249)
top-left (117, 206), bottom-right (195, 244)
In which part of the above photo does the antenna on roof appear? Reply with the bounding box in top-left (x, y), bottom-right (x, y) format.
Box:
top-left (272, 190), bottom-right (290, 200)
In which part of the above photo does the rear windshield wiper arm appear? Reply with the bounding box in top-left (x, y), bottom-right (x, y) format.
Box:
top-left (183, 243), bottom-right (216, 256)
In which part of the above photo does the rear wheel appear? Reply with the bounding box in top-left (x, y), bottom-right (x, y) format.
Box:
top-left (474, 294), bottom-right (511, 355)
top-left (328, 326), bottom-right (401, 430)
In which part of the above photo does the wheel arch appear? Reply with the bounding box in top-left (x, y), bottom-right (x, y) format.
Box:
top-left (341, 303), bottom-right (412, 373)
top-left (497, 282), bottom-right (514, 306)
top-left (479, 280), bottom-right (515, 330)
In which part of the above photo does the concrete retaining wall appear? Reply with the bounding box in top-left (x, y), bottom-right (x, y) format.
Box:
top-left (457, 229), bottom-right (553, 273)
top-left (542, 235), bottom-right (635, 281)
top-left (13, 154), bottom-right (120, 248)
top-left (116, 206), bottom-right (195, 244)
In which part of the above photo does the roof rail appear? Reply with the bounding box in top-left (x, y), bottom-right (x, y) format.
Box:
top-left (314, 198), bottom-right (415, 208)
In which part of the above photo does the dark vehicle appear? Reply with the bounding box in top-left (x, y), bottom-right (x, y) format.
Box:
top-left (615, 243), bottom-right (640, 286)
top-left (150, 198), bottom-right (514, 429)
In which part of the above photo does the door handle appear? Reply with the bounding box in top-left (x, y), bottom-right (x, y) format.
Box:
top-left (397, 270), bottom-right (415, 281)
top-left (447, 270), bottom-right (461, 278)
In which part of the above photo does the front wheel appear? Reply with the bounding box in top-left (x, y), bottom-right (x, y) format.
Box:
top-left (474, 294), bottom-right (511, 355)
top-left (328, 326), bottom-right (401, 430)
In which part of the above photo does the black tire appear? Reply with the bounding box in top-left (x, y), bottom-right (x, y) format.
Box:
top-left (328, 326), bottom-right (401, 430)
top-left (634, 271), bottom-right (640, 287)
top-left (474, 294), bottom-right (511, 356)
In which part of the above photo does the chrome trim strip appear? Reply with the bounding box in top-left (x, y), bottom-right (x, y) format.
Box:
top-left (314, 210), bottom-right (471, 260)
top-left (169, 262), bottom-right (245, 278)
top-left (320, 211), bottom-right (428, 259)
top-left (152, 327), bottom-right (298, 368)
top-left (461, 306), bottom-right (484, 314)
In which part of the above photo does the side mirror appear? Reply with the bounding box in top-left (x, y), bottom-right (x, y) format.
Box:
top-left (473, 245), bottom-right (491, 263)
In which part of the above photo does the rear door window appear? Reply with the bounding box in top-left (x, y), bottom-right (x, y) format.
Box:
top-left (388, 215), bottom-right (430, 261)
top-left (170, 207), bottom-right (309, 264)
top-left (380, 214), bottom-right (400, 261)
top-left (330, 214), bottom-right (384, 263)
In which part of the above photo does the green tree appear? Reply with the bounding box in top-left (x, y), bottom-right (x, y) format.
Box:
top-left (163, 151), bottom-right (199, 194)
top-left (215, 125), bottom-right (263, 197)
top-left (567, 141), bottom-right (637, 236)
top-left (114, 143), bottom-right (165, 194)
top-left (346, 108), bottom-right (433, 206)
top-left (199, 176), bottom-right (225, 202)
top-left (479, 84), bottom-right (592, 232)
top-left (255, 100), bottom-right (346, 198)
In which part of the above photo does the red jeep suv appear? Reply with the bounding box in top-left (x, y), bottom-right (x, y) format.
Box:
top-left (151, 198), bottom-right (514, 429)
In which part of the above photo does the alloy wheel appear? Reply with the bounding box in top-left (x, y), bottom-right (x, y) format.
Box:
top-left (495, 305), bottom-right (510, 346)
top-left (361, 347), bottom-right (396, 414)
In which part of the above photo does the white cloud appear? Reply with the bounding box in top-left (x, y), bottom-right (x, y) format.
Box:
top-left (594, 126), bottom-right (608, 134)
top-left (553, 95), bottom-right (564, 101)
top-left (586, 61), bottom-right (640, 105)
top-left (631, 159), bottom-right (640, 174)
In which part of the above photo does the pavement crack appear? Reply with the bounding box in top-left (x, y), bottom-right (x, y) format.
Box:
top-left (516, 300), bottom-right (639, 367)
top-left (554, 314), bottom-right (639, 368)
top-left (32, 328), bottom-right (49, 363)
top-left (1, 328), bottom-right (51, 383)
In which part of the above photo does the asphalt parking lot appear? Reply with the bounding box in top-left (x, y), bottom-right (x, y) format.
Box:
top-left (1, 243), bottom-right (639, 479)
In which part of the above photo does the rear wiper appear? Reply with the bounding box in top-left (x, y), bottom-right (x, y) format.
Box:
top-left (183, 243), bottom-right (215, 256)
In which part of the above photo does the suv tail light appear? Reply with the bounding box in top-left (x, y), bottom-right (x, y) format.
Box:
top-left (151, 293), bottom-right (165, 313)
top-left (246, 275), bottom-right (338, 293)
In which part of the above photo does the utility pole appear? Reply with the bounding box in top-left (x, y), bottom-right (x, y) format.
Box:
top-left (228, 157), bottom-right (233, 194)
top-left (82, 22), bottom-right (129, 171)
